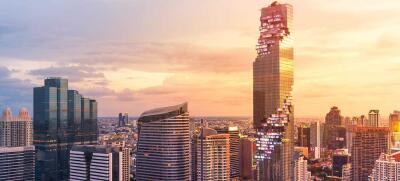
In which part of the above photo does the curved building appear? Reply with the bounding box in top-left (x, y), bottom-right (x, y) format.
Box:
top-left (136, 102), bottom-right (191, 181)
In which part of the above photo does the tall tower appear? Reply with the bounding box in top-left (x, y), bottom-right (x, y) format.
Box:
top-left (34, 77), bottom-right (98, 181)
top-left (216, 126), bottom-right (240, 180)
top-left (253, 1), bottom-right (294, 181)
top-left (136, 103), bottom-right (191, 181)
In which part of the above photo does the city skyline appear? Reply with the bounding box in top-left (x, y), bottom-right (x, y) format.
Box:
top-left (0, 0), bottom-right (400, 118)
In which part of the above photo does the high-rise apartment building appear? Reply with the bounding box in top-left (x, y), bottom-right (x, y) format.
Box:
top-left (310, 121), bottom-right (324, 159)
top-left (34, 77), bottom-right (98, 181)
top-left (197, 128), bottom-right (230, 181)
top-left (370, 152), bottom-right (400, 181)
top-left (253, 1), bottom-right (294, 180)
top-left (294, 155), bottom-right (311, 181)
top-left (368, 109), bottom-right (380, 127)
top-left (349, 126), bottom-right (389, 181)
top-left (239, 137), bottom-right (255, 180)
top-left (217, 126), bottom-right (240, 180)
top-left (0, 108), bottom-right (33, 147)
top-left (69, 145), bottom-right (130, 181)
top-left (0, 107), bottom-right (35, 181)
top-left (136, 103), bottom-right (190, 181)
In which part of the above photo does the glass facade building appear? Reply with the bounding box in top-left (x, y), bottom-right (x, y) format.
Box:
top-left (253, 2), bottom-right (294, 181)
top-left (34, 77), bottom-right (98, 181)
top-left (136, 103), bottom-right (191, 181)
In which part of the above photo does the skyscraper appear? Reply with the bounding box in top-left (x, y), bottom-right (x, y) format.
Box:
top-left (216, 126), bottom-right (240, 180)
top-left (0, 107), bottom-right (35, 181)
top-left (367, 109), bottom-right (380, 127)
top-left (136, 103), bottom-right (190, 181)
top-left (197, 128), bottom-right (230, 181)
top-left (310, 121), bottom-right (324, 159)
top-left (253, 1), bottom-right (294, 180)
top-left (69, 145), bottom-right (131, 181)
top-left (118, 113), bottom-right (128, 127)
top-left (34, 77), bottom-right (98, 181)
top-left (297, 126), bottom-right (310, 148)
top-left (349, 126), bottom-right (389, 181)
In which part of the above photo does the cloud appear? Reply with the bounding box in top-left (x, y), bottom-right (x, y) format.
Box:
top-left (0, 66), bottom-right (34, 113)
top-left (29, 65), bottom-right (106, 82)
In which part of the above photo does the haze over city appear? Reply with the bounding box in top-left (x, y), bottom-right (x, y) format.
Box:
top-left (0, 0), bottom-right (399, 117)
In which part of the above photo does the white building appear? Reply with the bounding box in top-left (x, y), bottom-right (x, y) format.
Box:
top-left (0, 107), bottom-right (33, 147)
top-left (70, 145), bottom-right (131, 181)
top-left (370, 152), bottom-right (400, 181)
top-left (294, 156), bottom-right (311, 181)
top-left (342, 163), bottom-right (352, 181)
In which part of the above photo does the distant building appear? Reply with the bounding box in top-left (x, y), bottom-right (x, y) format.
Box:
top-left (325, 106), bottom-right (343, 125)
top-left (332, 149), bottom-right (350, 177)
top-left (197, 128), bottom-right (230, 181)
top-left (118, 113), bottom-right (129, 127)
top-left (239, 137), bottom-right (254, 180)
top-left (216, 126), bottom-right (240, 179)
top-left (367, 110), bottom-right (380, 127)
top-left (0, 108), bottom-right (35, 181)
top-left (349, 126), bottom-right (389, 181)
top-left (310, 121), bottom-right (324, 159)
top-left (369, 152), bottom-right (400, 181)
top-left (136, 103), bottom-right (191, 181)
top-left (324, 107), bottom-right (346, 150)
top-left (34, 77), bottom-right (98, 180)
top-left (294, 156), bottom-right (311, 181)
top-left (389, 111), bottom-right (400, 148)
top-left (297, 126), bottom-right (311, 148)
top-left (69, 145), bottom-right (130, 181)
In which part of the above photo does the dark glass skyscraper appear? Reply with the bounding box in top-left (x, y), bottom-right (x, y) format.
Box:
top-left (253, 1), bottom-right (294, 181)
top-left (34, 77), bottom-right (98, 181)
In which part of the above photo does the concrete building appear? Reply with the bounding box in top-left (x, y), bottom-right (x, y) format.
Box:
top-left (253, 1), bottom-right (294, 180)
top-left (349, 127), bottom-right (389, 181)
top-left (0, 108), bottom-right (33, 147)
top-left (0, 146), bottom-right (35, 181)
top-left (369, 152), bottom-right (400, 181)
top-left (136, 103), bottom-right (191, 181)
top-left (69, 145), bottom-right (130, 181)
top-left (239, 137), bottom-right (254, 180)
top-left (368, 110), bottom-right (380, 127)
top-left (197, 128), bottom-right (230, 181)
top-left (332, 149), bottom-right (350, 178)
top-left (310, 121), bottom-right (324, 159)
top-left (294, 156), bottom-right (311, 181)
top-left (216, 126), bottom-right (240, 180)
top-left (0, 108), bottom-right (35, 181)
top-left (342, 163), bottom-right (352, 181)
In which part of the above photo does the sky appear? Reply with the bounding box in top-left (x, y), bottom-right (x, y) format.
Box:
top-left (0, 0), bottom-right (399, 118)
